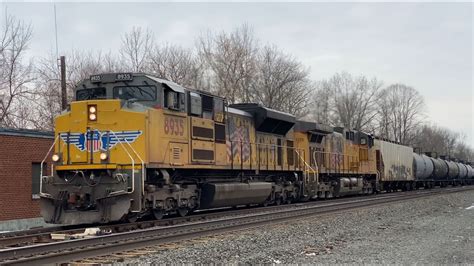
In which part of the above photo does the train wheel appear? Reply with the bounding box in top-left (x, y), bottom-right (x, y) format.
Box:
top-left (317, 191), bottom-right (323, 199)
top-left (404, 183), bottom-right (411, 191)
top-left (126, 213), bottom-right (138, 223)
top-left (152, 209), bottom-right (164, 220)
top-left (275, 198), bottom-right (282, 206)
top-left (177, 207), bottom-right (189, 217)
top-left (261, 201), bottom-right (269, 207)
top-left (325, 191), bottom-right (331, 199)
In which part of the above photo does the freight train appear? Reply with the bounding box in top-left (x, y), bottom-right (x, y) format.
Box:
top-left (39, 73), bottom-right (474, 225)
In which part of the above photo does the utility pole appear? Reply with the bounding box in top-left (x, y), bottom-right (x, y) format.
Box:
top-left (60, 56), bottom-right (67, 110)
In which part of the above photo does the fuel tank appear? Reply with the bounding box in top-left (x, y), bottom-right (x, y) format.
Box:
top-left (413, 154), bottom-right (434, 180)
top-left (200, 182), bottom-right (272, 209)
top-left (429, 158), bottom-right (448, 180)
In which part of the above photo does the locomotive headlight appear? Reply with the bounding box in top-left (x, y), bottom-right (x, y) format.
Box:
top-left (52, 154), bottom-right (60, 162)
top-left (89, 113), bottom-right (97, 121)
top-left (100, 152), bottom-right (108, 161)
top-left (88, 104), bottom-right (97, 121)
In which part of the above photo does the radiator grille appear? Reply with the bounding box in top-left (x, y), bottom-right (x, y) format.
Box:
top-left (172, 147), bottom-right (181, 160)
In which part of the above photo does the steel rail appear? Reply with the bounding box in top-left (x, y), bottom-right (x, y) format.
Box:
top-left (1, 186), bottom-right (472, 265)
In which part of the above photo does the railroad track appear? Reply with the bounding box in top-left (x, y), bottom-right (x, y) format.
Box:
top-left (0, 189), bottom-right (422, 249)
top-left (1, 186), bottom-right (472, 265)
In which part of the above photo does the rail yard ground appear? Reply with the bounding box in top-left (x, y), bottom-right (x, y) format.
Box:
top-left (123, 190), bottom-right (473, 264)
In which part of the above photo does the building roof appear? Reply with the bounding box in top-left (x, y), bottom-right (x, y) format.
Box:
top-left (0, 127), bottom-right (54, 139)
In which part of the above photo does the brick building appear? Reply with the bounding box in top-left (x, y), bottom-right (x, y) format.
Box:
top-left (0, 128), bottom-right (54, 229)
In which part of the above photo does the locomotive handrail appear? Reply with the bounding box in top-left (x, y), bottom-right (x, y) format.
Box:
top-left (108, 133), bottom-right (135, 194)
top-left (309, 150), bottom-right (375, 175)
top-left (108, 130), bottom-right (145, 212)
top-left (109, 130), bottom-right (145, 168)
top-left (229, 140), bottom-right (304, 172)
top-left (39, 134), bottom-right (60, 197)
top-left (295, 150), bottom-right (319, 185)
top-left (311, 150), bottom-right (320, 182)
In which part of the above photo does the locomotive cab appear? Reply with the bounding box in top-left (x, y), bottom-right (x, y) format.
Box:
top-left (40, 73), bottom-right (238, 224)
top-left (40, 73), bottom-right (155, 224)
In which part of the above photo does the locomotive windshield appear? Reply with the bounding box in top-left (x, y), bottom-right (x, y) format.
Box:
top-left (113, 85), bottom-right (157, 101)
top-left (76, 87), bottom-right (106, 101)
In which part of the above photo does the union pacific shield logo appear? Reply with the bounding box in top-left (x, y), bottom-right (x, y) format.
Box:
top-left (59, 130), bottom-right (142, 152)
top-left (86, 130), bottom-right (101, 152)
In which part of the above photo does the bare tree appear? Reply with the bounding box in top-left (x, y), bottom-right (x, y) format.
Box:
top-left (120, 26), bottom-right (154, 72)
top-left (311, 81), bottom-right (332, 124)
top-left (252, 45), bottom-right (311, 117)
top-left (453, 141), bottom-right (474, 162)
top-left (102, 50), bottom-right (122, 72)
top-left (411, 124), bottom-right (463, 158)
top-left (312, 72), bottom-right (382, 131)
top-left (33, 50), bottom-right (121, 130)
top-left (197, 24), bottom-right (258, 103)
top-left (377, 84), bottom-right (425, 144)
top-left (0, 13), bottom-right (35, 128)
top-left (411, 125), bottom-right (443, 154)
top-left (148, 44), bottom-right (204, 88)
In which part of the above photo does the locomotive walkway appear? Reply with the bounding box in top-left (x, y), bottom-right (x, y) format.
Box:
top-left (0, 186), bottom-right (472, 265)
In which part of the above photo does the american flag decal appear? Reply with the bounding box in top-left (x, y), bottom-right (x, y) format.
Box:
top-left (227, 116), bottom-right (251, 162)
top-left (233, 127), bottom-right (250, 161)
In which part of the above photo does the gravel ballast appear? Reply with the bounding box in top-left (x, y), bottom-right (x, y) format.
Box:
top-left (123, 190), bottom-right (473, 264)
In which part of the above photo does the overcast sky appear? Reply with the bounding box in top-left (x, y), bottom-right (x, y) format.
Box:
top-left (2, 2), bottom-right (473, 146)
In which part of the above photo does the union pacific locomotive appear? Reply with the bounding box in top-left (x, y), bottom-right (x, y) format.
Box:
top-left (39, 73), bottom-right (474, 225)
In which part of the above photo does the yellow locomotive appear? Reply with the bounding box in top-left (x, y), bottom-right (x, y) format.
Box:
top-left (40, 73), bottom-right (378, 225)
